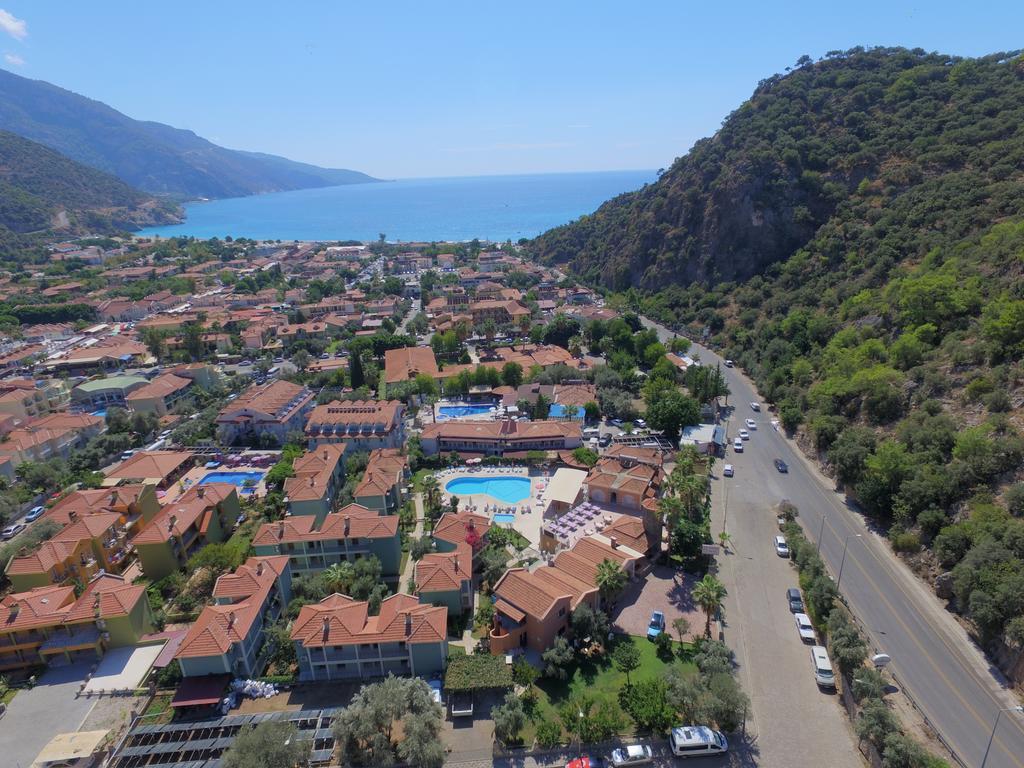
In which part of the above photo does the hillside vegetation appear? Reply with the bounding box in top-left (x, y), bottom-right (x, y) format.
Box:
top-left (0, 68), bottom-right (379, 200)
top-left (0, 129), bottom-right (180, 254)
top-left (533, 48), bottom-right (1024, 653)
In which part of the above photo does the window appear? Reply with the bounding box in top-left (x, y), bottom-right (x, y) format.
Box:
top-left (558, 607), bottom-right (566, 617)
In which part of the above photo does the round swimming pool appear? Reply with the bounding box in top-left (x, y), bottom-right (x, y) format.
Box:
top-left (445, 475), bottom-right (532, 503)
top-left (438, 404), bottom-right (494, 418)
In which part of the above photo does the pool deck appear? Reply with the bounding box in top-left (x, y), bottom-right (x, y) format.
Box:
top-left (436, 466), bottom-right (548, 547)
top-left (163, 465), bottom-right (269, 503)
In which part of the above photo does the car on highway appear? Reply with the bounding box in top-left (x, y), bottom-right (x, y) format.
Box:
top-left (1, 522), bottom-right (25, 540)
top-left (745, 418), bottom-right (757, 429)
top-left (647, 610), bottom-right (665, 641)
top-left (749, 401), bottom-right (760, 411)
top-left (774, 535), bottom-right (790, 557)
top-left (609, 745), bottom-right (653, 767)
top-left (722, 464), bottom-right (734, 477)
top-left (787, 587), bottom-right (804, 613)
top-left (738, 428), bottom-right (750, 440)
top-left (733, 438), bottom-right (744, 452)
top-left (774, 458), bottom-right (789, 473)
top-left (794, 613), bottom-right (816, 642)
top-left (25, 505), bottom-right (45, 522)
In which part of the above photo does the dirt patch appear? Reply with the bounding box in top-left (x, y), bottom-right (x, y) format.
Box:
top-left (230, 681), bottom-right (362, 713)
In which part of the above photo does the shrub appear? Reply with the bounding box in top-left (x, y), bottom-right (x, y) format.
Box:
top-left (889, 530), bottom-right (921, 553)
top-left (1005, 483), bottom-right (1024, 517)
top-left (856, 699), bottom-right (899, 752)
top-left (654, 630), bottom-right (674, 659)
top-left (618, 679), bottom-right (675, 733)
top-left (535, 719), bottom-right (562, 748)
top-left (851, 667), bottom-right (886, 703)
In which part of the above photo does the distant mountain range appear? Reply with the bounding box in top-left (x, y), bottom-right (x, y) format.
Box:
top-left (0, 128), bottom-right (180, 255)
top-left (0, 68), bottom-right (379, 201)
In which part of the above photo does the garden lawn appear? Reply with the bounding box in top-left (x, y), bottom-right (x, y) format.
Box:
top-left (524, 635), bottom-right (697, 742)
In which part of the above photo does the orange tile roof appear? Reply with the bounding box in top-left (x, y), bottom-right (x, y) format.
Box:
top-left (0, 585), bottom-right (76, 631)
top-left (60, 574), bottom-right (146, 623)
top-left (105, 450), bottom-right (193, 483)
top-left (125, 373), bottom-right (192, 402)
top-left (252, 503), bottom-right (398, 547)
top-left (305, 399), bottom-right (403, 434)
top-left (131, 484), bottom-right (235, 545)
top-left (283, 445), bottom-right (345, 503)
top-left (432, 511), bottom-right (490, 549)
top-left (45, 485), bottom-right (149, 526)
top-left (421, 419), bottom-right (581, 442)
top-left (383, 347), bottom-right (439, 384)
top-left (415, 545), bottom-right (471, 594)
top-left (176, 556), bottom-right (289, 659)
top-left (353, 449), bottom-right (407, 500)
top-left (291, 593), bottom-right (446, 648)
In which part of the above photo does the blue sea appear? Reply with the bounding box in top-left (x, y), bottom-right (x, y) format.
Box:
top-left (139, 170), bottom-right (655, 242)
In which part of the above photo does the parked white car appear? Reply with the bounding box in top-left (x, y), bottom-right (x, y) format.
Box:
top-left (774, 535), bottom-right (790, 557)
top-left (794, 612), bottom-right (816, 642)
top-left (610, 745), bottom-right (654, 767)
top-left (745, 418), bottom-right (757, 429)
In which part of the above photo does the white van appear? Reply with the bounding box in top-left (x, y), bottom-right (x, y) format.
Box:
top-left (583, 427), bottom-right (600, 437)
top-left (669, 725), bottom-right (729, 758)
top-left (811, 645), bottom-right (835, 689)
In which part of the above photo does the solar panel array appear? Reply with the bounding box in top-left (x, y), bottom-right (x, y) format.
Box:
top-left (109, 708), bottom-right (341, 767)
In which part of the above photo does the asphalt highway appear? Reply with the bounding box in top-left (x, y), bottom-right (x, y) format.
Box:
top-left (640, 316), bottom-right (1024, 768)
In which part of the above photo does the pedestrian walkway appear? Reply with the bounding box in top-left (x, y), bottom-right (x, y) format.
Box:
top-left (399, 492), bottom-right (426, 591)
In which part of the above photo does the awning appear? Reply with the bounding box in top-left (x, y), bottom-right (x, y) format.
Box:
top-left (170, 673), bottom-right (231, 708)
top-left (143, 629), bottom-right (188, 668)
top-left (494, 599), bottom-right (526, 623)
top-left (33, 730), bottom-right (109, 765)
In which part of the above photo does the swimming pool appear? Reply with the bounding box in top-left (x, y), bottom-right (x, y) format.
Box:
top-left (493, 513), bottom-right (516, 524)
top-left (199, 471), bottom-right (265, 492)
top-left (445, 475), bottom-right (532, 503)
top-left (548, 403), bottom-right (584, 420)
top-left (438, 404), bottom-right (494, 418)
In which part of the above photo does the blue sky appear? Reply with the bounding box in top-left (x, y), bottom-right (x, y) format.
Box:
top-left (1, 1), bottom-right (1022, 179)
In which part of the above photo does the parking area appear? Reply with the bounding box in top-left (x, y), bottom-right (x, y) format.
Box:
top-left (0, 661), bottom-right (95, 768)
top-left (610, 565), bottom-right (703, 640)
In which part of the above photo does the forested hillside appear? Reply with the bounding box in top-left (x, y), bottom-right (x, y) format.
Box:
top-left (0, 68), bottom-right (379, 200)
top-left (533, 49), bottom-right (1024, 654)
top-left (0, 129), bottom-right (180, 255)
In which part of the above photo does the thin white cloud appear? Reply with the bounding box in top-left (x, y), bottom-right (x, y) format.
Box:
top-left (4, 52), bottom-right (24, 66)
top-left (0, 9), bottom-right (27, 41)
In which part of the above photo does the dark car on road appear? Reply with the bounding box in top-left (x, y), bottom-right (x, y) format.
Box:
top-left (787, 587), bottom-right (804, 613)
top-left (774, 458), bottom-right (789, 473)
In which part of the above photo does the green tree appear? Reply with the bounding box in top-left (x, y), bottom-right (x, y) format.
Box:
top-left (595, 558), bottom-right (627, 605)
top-left (541, 636), bottom-right (575, 680)
top-left (672, 616), bottom-right (691, 644)
top-left (612, 640), bottom-right (641, 684)
top-left (221, 721), bottom-right (310, 768)
top-left (491, 691), bottom-right (526, 745)
top-left (693, 574), bottom-right (727, 637)
top-left (350, 351), bottom-right (365, 389)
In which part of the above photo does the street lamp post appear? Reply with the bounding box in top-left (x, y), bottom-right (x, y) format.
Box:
top-left (982, 705), bottom-right (1024, 768)
top-left (836, 534), bottom-right (862, 590)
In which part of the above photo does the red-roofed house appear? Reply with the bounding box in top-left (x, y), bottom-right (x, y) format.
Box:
top-left (291, 593), bottom-right (447, 681)
top-left (413, 512), bottom-right (491, 617)
top-left (175, 556), bottom-right (292, 678)
top-left (283, 445), bottom-right (346, 523)
top-left (353, 449), bottom-right (408, 515)
top-left (216, 380), bottom-right (314, 447)
top-left (131, 484), bottom-right (240, 580)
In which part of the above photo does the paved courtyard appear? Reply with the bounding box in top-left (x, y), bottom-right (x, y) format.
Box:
top-left (0, 661), bottom-right (95, 768)
top-left (610, 564), bottom-right (703, 640)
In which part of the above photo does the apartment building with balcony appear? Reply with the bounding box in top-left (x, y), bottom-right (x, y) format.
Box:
top-left (0, 412), bottom-right (106, 468)
top-left (102, 450), bottom-right (194, 491)
top-left (419, 419), bottom-right (582, 457)
top-left (252, 503), bottom-right (400, 578)
top-left (44, 483), bottom-right (160, 535)
top-left (216, 380), bottom-right (315, 447)
top-left (291, 593), bottom-right (447, 682)
top-left (283, 445), bottom-right (346, 524)
top-left (5, 511), bottom-right (131, 591)
top-left (124, 373), bottom-right (194, 417)
top-left (0, 574), bottom-right (154, 674)
top-left (412, 512), bottom-right (490, 617)
top-left (353, 449), bottom-right (408, 516)
top-left (131, 484), bottom-right (239, 580)
top-left (175, 556), bottom-right (292, 678)
top-left (0, 378), bottom-right (70, 421)
top-left (304, 399), bottom-right (406, 452)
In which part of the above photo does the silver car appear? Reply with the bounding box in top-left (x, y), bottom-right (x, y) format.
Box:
top-left (794, 612), bottom-right (816, 642)
top-left (609, 745), bottom-right (653, 767)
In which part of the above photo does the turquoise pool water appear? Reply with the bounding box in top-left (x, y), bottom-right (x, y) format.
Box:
top-left (548, 403), bottom-right (584, 420)
top-left (199, 471), bottom-right (265, 493)
top-left (439, 404), bottom-right (493, 418)
top-left (445, 476), bottom-right (531, 503)
top-left (493, 513), bottom-right (516, 524)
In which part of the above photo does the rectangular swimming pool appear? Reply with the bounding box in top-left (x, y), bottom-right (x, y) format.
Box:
top-left (199, 470), bottom-right (265, 493)
top-left (493, 513), bottom-right (516, 524)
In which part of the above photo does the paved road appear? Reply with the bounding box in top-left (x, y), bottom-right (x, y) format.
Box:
top-left (710, 430), bottom-right (862, 767)
top-left (640, 316), bottom-right (1024, 768)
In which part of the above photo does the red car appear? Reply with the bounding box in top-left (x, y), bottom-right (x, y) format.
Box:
top-left (566, 758), bottom-right (604, 768)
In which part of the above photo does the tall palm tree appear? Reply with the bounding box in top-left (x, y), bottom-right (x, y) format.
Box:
top-left (595, 559), bottom-right (627, 607)
top-left (322, 562), bottom-right (354, 595)
top-left (692, 574), bottom-right (727, 638)
top-left (421, 475), bottom-right (440, 518)
top-left (677, 474), bottom-right (709, 522)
